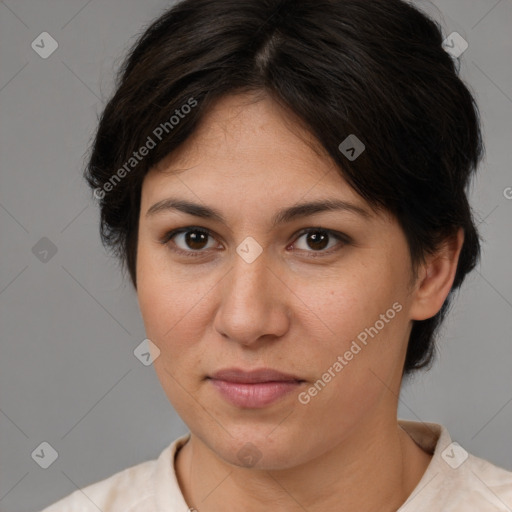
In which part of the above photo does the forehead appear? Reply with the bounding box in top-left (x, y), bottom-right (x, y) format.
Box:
top-left (142, 92), bottom-right (365, 208)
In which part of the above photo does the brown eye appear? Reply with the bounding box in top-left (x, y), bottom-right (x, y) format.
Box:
top-left (304, 231), bottom-right (329, 250)
top-left (162, 227), bottom-right (217, 254)
top-left (182, 230), bottom-right (210, 250)
top-left (292, 228), bottom-right (349, 255)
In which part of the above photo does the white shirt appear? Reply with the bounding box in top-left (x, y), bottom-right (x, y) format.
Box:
top-left (40, 419), bottom-right (512, 511)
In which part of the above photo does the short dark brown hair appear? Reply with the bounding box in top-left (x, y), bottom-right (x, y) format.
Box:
top-left (84, 0), bottom-right (483, 376)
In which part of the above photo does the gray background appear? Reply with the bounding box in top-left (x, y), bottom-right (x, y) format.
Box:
top-left (0, 0), bottom-right (511, 510)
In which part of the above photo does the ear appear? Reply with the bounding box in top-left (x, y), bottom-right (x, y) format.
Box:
top-left (409, 227), bottom-right (464, 321)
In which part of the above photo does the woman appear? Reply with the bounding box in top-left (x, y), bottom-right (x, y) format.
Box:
top-left (41, 0), bottom-right (512, 510)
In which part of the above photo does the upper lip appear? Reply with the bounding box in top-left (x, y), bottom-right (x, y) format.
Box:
top-left (208, 368), bottom-right (304, 384)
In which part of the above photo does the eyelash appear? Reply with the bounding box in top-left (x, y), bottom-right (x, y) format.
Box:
top-left (159, 226), bottom-right (351, 259)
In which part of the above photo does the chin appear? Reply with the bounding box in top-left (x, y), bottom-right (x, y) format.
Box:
top-left (206, 427), bottom-right (308, 471)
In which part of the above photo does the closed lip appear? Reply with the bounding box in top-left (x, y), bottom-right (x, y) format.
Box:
top-left (208, 368), bottom-right (305, 384)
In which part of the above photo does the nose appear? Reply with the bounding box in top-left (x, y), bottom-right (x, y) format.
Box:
top-left (213, 246), bottom-right (290, 347)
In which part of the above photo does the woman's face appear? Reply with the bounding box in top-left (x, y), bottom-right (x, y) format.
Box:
top-left (136, 92), bottom-right (420, 470)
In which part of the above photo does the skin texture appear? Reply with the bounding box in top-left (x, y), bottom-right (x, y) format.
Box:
top-left (136, 92), bottom-right (464, 512)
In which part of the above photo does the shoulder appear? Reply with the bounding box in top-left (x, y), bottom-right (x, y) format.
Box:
top-left (399, 420), bottom-right (512, 511)
top-left (39, 456), bottom-right (159, 512)
top-left (430, 451), bottom-right (512, 511)
top-left (39, 434), bottom-right (190, 512)
top-left (458, 452), bottom-right (512, 508)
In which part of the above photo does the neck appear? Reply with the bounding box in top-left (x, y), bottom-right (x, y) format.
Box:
top-left (175, 415), bottom-right (432, 512)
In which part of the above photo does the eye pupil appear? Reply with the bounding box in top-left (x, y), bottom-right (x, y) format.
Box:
top-left (307, 231), bottom-right (329, 250)
top-left (186, 230), bottom-right (208, 250)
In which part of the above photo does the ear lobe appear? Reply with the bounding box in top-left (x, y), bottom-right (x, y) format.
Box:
top-left (409, 228), bottom-right (464, 321)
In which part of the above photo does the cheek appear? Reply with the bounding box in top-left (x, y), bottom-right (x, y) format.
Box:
top-left (297, 258), bottom-right (408, 389)
top-left (136, 245), bottom-right (212, 412)
top-left (137, 275), bottom-right (205, 350)
top-left (299, 260), bottom-right (400, 341)
top-left (292, 288), bottom-right (407, 456)
top-left (136, 241), bottom-right (219, 370)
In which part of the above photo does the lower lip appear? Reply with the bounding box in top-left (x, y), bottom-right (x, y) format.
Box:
top-left (208, 379), bottom-right (303, 408)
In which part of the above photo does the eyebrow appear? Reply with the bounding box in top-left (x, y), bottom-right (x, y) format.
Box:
top-left (145, 197), bottom-right (371, 227)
